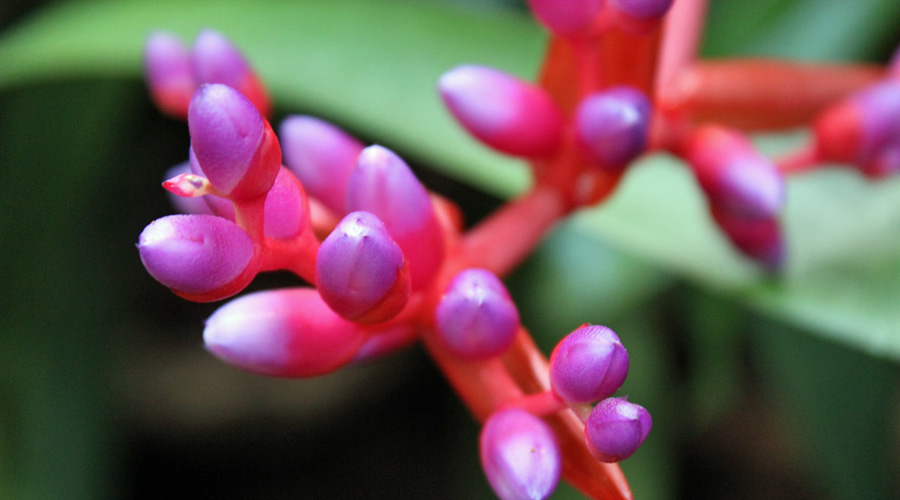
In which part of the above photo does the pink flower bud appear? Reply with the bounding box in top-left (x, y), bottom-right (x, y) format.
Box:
top-left (711, 207), bottom-right (785, 272)
top-left (816, 80), bottom-right (900, 178)
top-left (346, 146), bottom-right (444, 289)
top-left (187, 146), bottom-right (236, 219)
top-left (316, 211), bottom-right (411, 324)
top-left (138, 214), bottom-right (254, 297)
top-left (435, 269), bottom-right (520, 360)
top-left (439, 65), bottom-right (564, 157)
top-left (192, 29), bottom-right (270, 116)
top-left (163, 163), bottom-right (215, 215)
top-left (203, 288), bottom-right (368, 377)
top-left (279, 115), bottom-right (364, 214)
top-left (263, 167), bottom-right (311, 240)
top-left (144, 32), bottom-right (196, 119)
top-left (480, 408), bottom-right (561, 500)
top-left (549, 325), bottom-right (629, 403)
top-left (527, 0), bottom-right (603, 36)
top-left (188, 84), bottom-right (281, 200)
top-left (685, 126), bottom-right (785, 219)
top-left (585, 397), bottom-right (651, 462)
top-left (576, 87), bottom-right (651, 171)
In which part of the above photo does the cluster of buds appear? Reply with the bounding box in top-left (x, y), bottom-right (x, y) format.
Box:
top-left (138, 0), bottom-right (900, 498)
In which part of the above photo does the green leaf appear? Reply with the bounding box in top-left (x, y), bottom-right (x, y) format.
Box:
top-left (2, 0), bottom-right (900, 361)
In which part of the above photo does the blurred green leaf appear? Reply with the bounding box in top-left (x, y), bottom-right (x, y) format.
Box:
top-left (2, 0), bottom-right (900, 362)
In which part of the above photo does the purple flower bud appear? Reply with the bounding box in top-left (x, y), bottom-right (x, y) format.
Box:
top-left (192, 29), bottom-right (270, 116)
top-left (188, 84), bottom-right (281, 200)
top-left (279, 115), bottom-right (364, 214)
top-left (864, 143), bottom-right (900, 178)
top-left (527, 0), bottom-right (602, 36)
top-left (263, 167), bottom-right (310, 240)
top-left (346, 146), bottom-right (444, 289)
top-left (686, 126), bottom-right (785, 219)
top-left (188, 146), bottom-right (236, 219)
top-left (203, 288), bottom-right (368, 377)
top-left (439, 65), bottom-right (564, 157)
top-left (575, 87), bottom-right (651, 171)
top-left (435, 269), bottom-right (520, 360)
top-left (609, 0), bottom-right (675, 20)
top-left (316, 211), bottom-right (411, 324)
top-left (549, 325), bottom-right (629, 403)
top-left (854, 81), bottom-right (900, 169)
top-left (164, 162), bottom-right (215, 215)
top-left (585, 397), bottom-right (651, 462)
top-left (711, 208), bottom-right (785, 272)
top-left (144, 32), bottom-right (196, 118)
top-left (138, 214), bottom-right (254, 296)
top-left (480, 408), bottom-right (561, 500)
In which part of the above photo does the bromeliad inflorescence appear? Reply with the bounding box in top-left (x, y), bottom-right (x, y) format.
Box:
top-left (137, 1), bottom-right (900, 498)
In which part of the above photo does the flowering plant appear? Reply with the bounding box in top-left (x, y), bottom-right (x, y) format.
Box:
top-left (1, 1), bottom-right (899, 499)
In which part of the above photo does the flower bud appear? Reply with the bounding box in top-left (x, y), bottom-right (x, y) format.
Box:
top-left (187, 146), bottom-right (237, 219)
top-left (710, 207), bottom-right (785, 272)
top-left (685, 126), bottom-right (784, 219)
top-left (527, 0), bottom-right (602, 36)
top-left (316, 211), bottom-right (411, 324)
top-left (346, 146), bottom-right (444, 289)
top-left (279, 115), bottom-right (364, 214)
top-left (435, 269), bottom-right (519, 360)
top-left (164, 162), bottom-right (215, 215)
top-left (138, 214), bottom-right (254, 297)
top-left (144, 32), bottom-right (196, 119)
top-left (263, 167), bottom-right (311, 240)
top-left (575, 87), bottom-right (651, 171)
top-left (480, 408), bottom-right (561, 500)
top-left (188, 84), bottom-right (281, 200)
top-left (585, 397), bottom-right (652, 462)
top-left (439, 65), bottom-right (564, 157)
top-left (549, 325), bottom-right (629, 403)
top-left (203, 288), bottom-right (368, 377)
top-left (815, 80), bottom-right (900, 177)
top-left (192, 29), bottom-right (270, 116)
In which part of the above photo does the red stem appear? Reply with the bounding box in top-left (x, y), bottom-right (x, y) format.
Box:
top-left (456, 185), bottom-right (567, 277)
top-left (659, 60), bottom-right (884, 130)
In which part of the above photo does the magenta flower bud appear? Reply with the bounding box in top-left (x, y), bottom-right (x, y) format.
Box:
top-left (144, 32), bottom-right (196, 119)
top-left (480, 408), bottom-right (561, 500)
top-left (686, 126), bottom-right (785, 219)
top-left (188, 84), bottom-right (281, 200)
top-left (549, 325), bottom-right (629, 403)
top-left (138, 214), bottom-right (254, 296)
top-left (435, 269), bottom-right (520, 360)
top-left (192, 29), bottom-right (270, 116)
top-left (279, 115), bottom-right (364, 214)
top-left (316, 211), bottom-right (411, 324)
top-left (854, 81), bottom-right (900, 171)
top-left (711, 208), bottom-right (785, 272)
top-left (164, 162), bottom-right (215, 215)
top-left (346, 146), bottom-right (444, 289)
top-left (203, 288), bottom-right (368, 377)
top-left (263, 167), bottom-right (310, 240)
top-left (585, 397), bottom-right (652, 462)
top-left (186, 146), bottom-right (237, 219)
top-left (864, 143), bottom-right (900, 178)
top-left (439, 65), bottom-right (564, 157)
top-left (527, 0), bottom-right (603, 36)
top-left (575, 87), bottom-right (651, 171)
top-left (609, 0), bottom-right (674, 20)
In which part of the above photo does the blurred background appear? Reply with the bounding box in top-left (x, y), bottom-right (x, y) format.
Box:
top-left (1, 0), bottom-right (899, 499)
